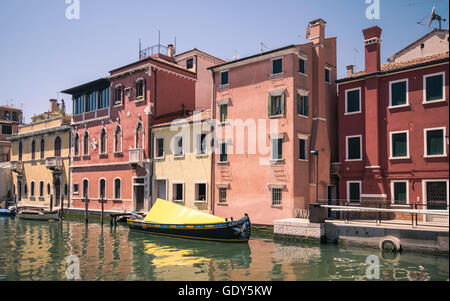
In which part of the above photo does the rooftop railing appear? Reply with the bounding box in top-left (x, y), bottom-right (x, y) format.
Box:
top-left (139, 44), bottom-right (168, 59)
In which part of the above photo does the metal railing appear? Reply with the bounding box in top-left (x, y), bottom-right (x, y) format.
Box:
top-left (45, 157), bottom-right (63, 170)
top-left (139, 44), bottom-right (168, 59)
top-left (129, 148), bottom-right (144, 164)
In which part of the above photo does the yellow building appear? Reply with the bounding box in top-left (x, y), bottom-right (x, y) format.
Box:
top-left (152, 110), bottom-right (212, 213)
top-left (9, 114), bottom-right (71, 209)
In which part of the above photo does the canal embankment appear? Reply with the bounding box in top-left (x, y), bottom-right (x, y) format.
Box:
top-left (274, 218), bottom-right (449, 255)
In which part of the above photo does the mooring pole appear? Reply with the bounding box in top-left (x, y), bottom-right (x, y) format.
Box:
top-left (60, 195), bottom-right (64, 220)
top-left (50, 195), bottom-right (53, 212)
top-left (101, 197), bottom-right (104, 225)
top-left (85, 194), bottom-right (89, 224)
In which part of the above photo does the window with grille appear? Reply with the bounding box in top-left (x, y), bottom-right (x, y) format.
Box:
top-left (272, 188), bottom-right (282, 206)
top-left (219, 188), bottom-right (227, 204)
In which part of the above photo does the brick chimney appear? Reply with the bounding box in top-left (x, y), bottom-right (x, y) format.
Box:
top-left (362, 26), bottom-right (382, 74)
top-left (49, 99), bottom-right (59, 113)
top-left (167, 44), bottom-right (175, 57)
top-left (346, 65), bottom-right (355, 76)
top-left (309, 18), bottom-right (326, 45)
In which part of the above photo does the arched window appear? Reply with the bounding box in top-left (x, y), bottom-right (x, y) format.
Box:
top-left (82, 179), bottom-right (89, 198)
top-left (74, 132), bottom-right (80, 156)
top-left (47, 183), bottom-right (51, 195)
top-left (40, 138), bottom-right (45, 159)
top-left (114, 178), bottom-right (121, 199)
top-left (31, 140), bottom-right (36, 160)
top-left (54, 136), bottom-right (62, 157)
top-left (114, 126), bottom-right (122, 153)
top-left (99, 178), bottom-right (106, 199)
top-left (135, 122), bottom-right (144, 149)
top-left (18, 141), bottom-right (23, 161)
top-left (100, 128), bottom-right (107, 154)
top-left (83, 132), bottom-right (89, 156)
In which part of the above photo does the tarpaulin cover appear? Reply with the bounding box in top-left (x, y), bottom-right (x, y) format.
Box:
top-left (144, 199), bottom-right (226, 225)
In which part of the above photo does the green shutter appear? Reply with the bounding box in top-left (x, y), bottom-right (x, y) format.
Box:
top-left (394, 182), bottom-right (407, 204)
top-left (281, 93), bottom-right (285, 116)
top-left (268, 95), bottom-right (272, 116)
top-left (305, 96), bottom-right (309, 116)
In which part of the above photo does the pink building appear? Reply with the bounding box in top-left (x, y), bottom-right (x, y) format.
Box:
top-left (210, 19), bottom-right (338, 226)
top-left (336, 26), bottom-right (449, 221)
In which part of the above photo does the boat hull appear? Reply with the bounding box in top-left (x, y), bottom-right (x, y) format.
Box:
top-left (18, 212), bottom-right (60, 221)
top-left (128, 215), bottom-right (251, 243)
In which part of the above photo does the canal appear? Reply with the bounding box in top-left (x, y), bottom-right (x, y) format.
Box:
top-left (0, 216), bottom-right (448, 281)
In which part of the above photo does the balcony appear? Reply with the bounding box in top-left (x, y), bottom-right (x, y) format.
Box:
top-left (129, 148), bottom-right (144, 165)
top-left (46, 157), bottom-right (63, 171)
top-left (10, 161), bottom-right (23, 173)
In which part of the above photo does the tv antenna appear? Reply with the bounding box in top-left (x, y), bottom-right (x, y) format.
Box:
top-left (232, 50), bottom-right (239, 60)
top-left (428, 6), bottom-right (446, 29)
top-left (260, 42), bottom-right (268, 53)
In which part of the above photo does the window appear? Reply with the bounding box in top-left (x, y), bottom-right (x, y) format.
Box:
top-left (424, 72), bottom-right (445, 103)
top-left (40, 138), bottom-right (45, 159)
top-left (18, 141), bottom-right (23, 161)
top-left (218, 188), bottom-right (227, 204)
top-left (391, 181), bottom-right (408, 205)
top-left (297, 94), bottom-right (309, 116)
top-left (73, 184), bottom-right (79, 195)
top-left (114, 178), bottom-right (121, 199)
top-left (424, 180), bottom-right (448, 210)
top-left (390, 131), bottom-right (409, 159)
top-left (425, 128), bottom-right (446, 157)
top-left (325, 68), bottom-right (331, 83)
top-left (136, 79), bottom-right (145, 99)
top-left (115, 86), bottom-right (123, 105)
top-left (74, 95), bottom-right (85, 115)
top-left (100, 128), bottom-right (107, 154)
top-left (135, 122), bottom-right (144, 149)
top-left (86, 92), bottom-right (97, 112)
top-left (39, 181), bottom-right (44, 197)
top-left (186, 58), bottom-right (194, 69)
top-left (47, 183), bottom-right (51, 196)
top-left (197, 134), bottom-right (207, 155)
top-left (299, 138), bottom-right (307, 160)
top-left (347, 181), bottom-right (361, 203)
top-left (1, 125), bottom-right (12, 135)
top-left (12, 112), bottom-right (19, 122)
top-left (174, 136), bottom-right (183, 157)
top-left (346, 135), bottom-right (362, 161)
top-left (271, 138), bottom-right (283, 160)
top-left (195, 183), bottom-right (207, 202)
top-left (389, 79), bottom-right (408, 107)
top-left (299, 58), bottom-right (306, 74)
top-left (31, 140), bottom-right (36, 160)
top-left (272, 58), bottom-right (283, 74)
top-left (83, 132), bottom-right (89, 156)
top-left (219, 142), bottom-right (228, 163)
top-left (268, 94), bottom-right (285, 117)
top-left (30, 181), bottom-right (35, 197)
top-left (54, 136), bottom-right (62, 157)
top-left (173, 183), bottom-right (184, 203)
top-left (98, 88), bottom-right (109, 109)
top-left (24, 184), bottom-right (28, 197)
top-left (155, 137), bottom-right (164, 158)
top-left (345, 88), bottom-right (361, 114)
top-left (114, 126), bottom-right (122, 153)
top-left (82, 179), bottom-right (89, 198)
top-left (4, 111), bottom-right (10, 121)
top-left (272, 188), bottom-right (282, 206)
top-left (220, 71), bottom-right (229, 86)
top-left (219, 104), bottom-right (228, 123)
top-left (99, 179), bottom-right (106, 199)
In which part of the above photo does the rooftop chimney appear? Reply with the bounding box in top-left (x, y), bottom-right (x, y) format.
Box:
top-left (167, 44), bottom-right (175, 57)
top-left (49, 99), bottom-right (59, 113)
top-left (309, 18), bottom-right (326, 45)
top-left (346, 65), bottom-right (355, 76)
top-left (362, 26), bottom-right (382, 73)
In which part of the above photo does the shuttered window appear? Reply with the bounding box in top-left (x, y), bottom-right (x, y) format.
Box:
top-left (271, 138), bottom-right (283, 160)
top-left (346, 89), bottom-right (360, 113)
top-left (391, 80), bottom-right (407, 106)
top-left (347, 136), bottom-right (361, 160)
top-left (268, 94), bottom-right (285, 117)
top-left (426, 129), bottom-right (444, 156)
top-left (391, 132), bottom-right (408, 158)
top-left (425, 74), bottom-right (444, 102)
top-left (297, 94), bottom-right (308, 116)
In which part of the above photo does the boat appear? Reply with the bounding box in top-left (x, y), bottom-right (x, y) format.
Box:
top-left (17, 208), bottom-right (61, 221)
top-left (127, 199), bottom-right (251, 243)
top-left (0, 207), bottom-right (16, 217)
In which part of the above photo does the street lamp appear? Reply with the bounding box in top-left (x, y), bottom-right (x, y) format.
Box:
top-left (310, 150), bottom-right (319, 203)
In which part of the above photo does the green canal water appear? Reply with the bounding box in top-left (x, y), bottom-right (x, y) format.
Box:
top-left (0, 216), bottom-right (448, 281)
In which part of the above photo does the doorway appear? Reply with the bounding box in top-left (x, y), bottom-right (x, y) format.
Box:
top-left (133, 177), bottom-right (145, 212)
top-left (54, 177), bottom-right (61, 207)
top-left (156, 179), bottom-right (167, 200)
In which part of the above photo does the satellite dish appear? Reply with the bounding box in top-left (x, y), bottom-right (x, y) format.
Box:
top-left (427, 6), bottom-right (436, 27)
top-left (428, 6), bottom-right (446, 30)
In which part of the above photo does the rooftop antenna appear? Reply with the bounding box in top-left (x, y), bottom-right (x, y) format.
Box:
top-left (232, 49), bottom-right (239, 60)
top-left (428, 6), bottom-right (446, 30)
top-left (139, 38), bottom-right (142, 59)
top-left (353, 48), bottom-right (360, 70)
top-left (158, 30), bottom-right (161, 54)
top-left (260, 42), bottom-right (268, 53)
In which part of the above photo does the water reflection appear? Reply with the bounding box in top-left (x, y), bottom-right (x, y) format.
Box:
top-left (0, 217), bottom-right (448, 281)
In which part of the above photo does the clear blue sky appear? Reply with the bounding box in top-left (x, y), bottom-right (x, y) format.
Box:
top-left (1, 0), bottom-right (448, 122)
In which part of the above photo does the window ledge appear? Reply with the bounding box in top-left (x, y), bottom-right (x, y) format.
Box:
top-left (344, 111), bottom-right (362, 116)
top-left (218, 121), bottom-right (230, 126)
top-left (271, 205), bottom-right (283, 209)
top-left (196, 154), bottom-right (209, 158)
top-left (270, 72), bottom-right (284, 77)
top-left (298, 72), bottom-right (309, 77)
top-left (388, 104), bottom-right (410, 110)
top-left (391, 204), bottom-right (410, 207)
top-left (270, 159), bottom-right (285, 165)
top-left (325, 81), bottom-right (332, 85)
top-left (389, 156), bottom-right (410, 160)
top-left (345, 159), bottom-right (363, 162)
top-left (174, 154), bottom-right (185, 159)
top-left (113, 151), bottom-right (123, 155)
top-left (297, 114), bottom-right (309, 119)
top-left (173, 200), bottom-right (184, 204)
top-left (422, 99), bottom-right (447, 105)
top-left (194, 200), bottom-right (207, 203)
top-left (217, 203), bottom-right (228, 206)
top-left (154, 156), bottom-right (165, 160)
top-left (269, 114), bottom-right (285, 119)
top-left (298, 159), bottom-right (308, 162)
top-left (132, 98), bottom-right (146, 103)
top-left (218, 84), bottom-right (230, 90)
top-left (217, 161), bottom-right (229, 166)
top-left (424, 154), bottom-right (447, 158)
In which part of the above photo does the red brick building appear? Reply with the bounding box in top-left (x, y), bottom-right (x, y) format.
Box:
top-left (62, 47), bottom-right (197, 213)
top-left (336, 26), bottom-right (449, 221)
top-left (0, 105), bottom-right (23, 162)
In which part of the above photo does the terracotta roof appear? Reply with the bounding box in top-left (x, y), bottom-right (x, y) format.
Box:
top-left (342, 52), bottom-right (449, 81)
top-left (153, 109), bottom-right (211, 128)
top-left (0, 105), bottom-right (22, 111)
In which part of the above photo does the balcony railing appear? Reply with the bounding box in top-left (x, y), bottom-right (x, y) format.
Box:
top-left (46, 157), bottom-right (63, 170)
top-left (10, 161), bottom-right (23, 173)
top-left (139, 44), bottom-right (168, 59)
top-left (129, 148), bottom-right (144, 165)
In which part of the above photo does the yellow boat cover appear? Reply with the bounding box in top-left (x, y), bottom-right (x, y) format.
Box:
top-left (144, 199), bottom-right (226, 225)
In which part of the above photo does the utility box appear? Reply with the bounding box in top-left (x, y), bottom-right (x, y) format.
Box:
top-left (309, 204), bottom-right (327, 223)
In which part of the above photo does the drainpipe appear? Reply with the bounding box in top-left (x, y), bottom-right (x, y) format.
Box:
top-left (149, 68), bottom-right (157, 207)
top-left (210, 70), bottom-right (216, 215)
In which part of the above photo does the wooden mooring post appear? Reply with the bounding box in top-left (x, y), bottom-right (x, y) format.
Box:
top-left (50, 195), bottom-right (53, 212)
top-left (100, 197), bottom-right (104, 225)
top-left (85, 194), bottom-right (89, 224)
top-left (60, 195), bottom-right (64, 220)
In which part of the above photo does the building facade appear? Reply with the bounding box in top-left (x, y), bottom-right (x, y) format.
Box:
top-left (152, 110), bottom-right (212, 212)
top-left (62, 47), bottom-right (198, 213)
top-left (9, 105), bottom-right (71, 209)
top-left (336, 26), bottom-right (449, 220)
top-left (209, 19), bottom-right (338, 225)
top-left (0, 105), bottom-right (23, 162)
